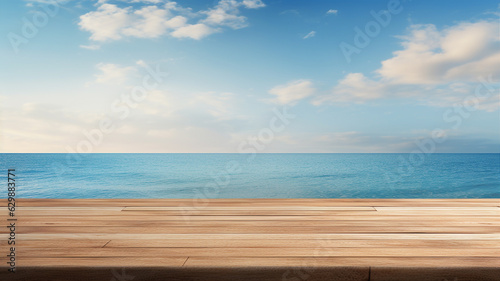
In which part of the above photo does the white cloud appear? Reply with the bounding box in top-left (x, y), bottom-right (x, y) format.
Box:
top-left (315, 19), bottom-right (500, 111)
top-left (314, 73), bottom-right (388, 104)
top-left (80, 44), bottom-right (101, 50)
top-left (170, 23), bottom-right (216, 40)
top-left (378, 21), bottom-right (500, 84)
top-left (121, 6), bottom-right (171, 38)
top-left (201, 0), bottom-right (265, 29)
top-left (202, 6), bottom-right (247, 29)
top-left (269, 80), bottom-right (316, 104)
top-left (129, 0), bottom-right (164, 3)
top-left (303, 31), bottom-right (316, 39)
top-left (326, 9), bottom-right (338, 15)
top-left (24, 0), bottom-right (70, 3)
top-left (242, 0), bottom-right (266, 9)
top-left (315, 71), bottom-right (499, 109)
top-left (79, 4), bottom-right (130, 41)
top-left (79, 0), bottom-right (266, 42)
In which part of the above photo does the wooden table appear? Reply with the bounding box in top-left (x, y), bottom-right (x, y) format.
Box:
top-left (1, 199), bottom-right (499, 280)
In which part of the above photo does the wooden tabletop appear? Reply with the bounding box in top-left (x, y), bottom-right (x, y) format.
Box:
top-left (1, 199), bottom-right (499, 281)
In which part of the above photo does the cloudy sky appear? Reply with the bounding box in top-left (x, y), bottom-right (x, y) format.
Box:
top-left (0, 0), bottom-right (499, 153)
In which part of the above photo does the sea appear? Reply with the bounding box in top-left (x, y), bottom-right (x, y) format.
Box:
top-left (0, 153), bottom-right (499, 199)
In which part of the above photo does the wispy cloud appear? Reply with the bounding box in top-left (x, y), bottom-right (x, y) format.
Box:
top-left (80, 44), bottom-right (100, 50)
top-left (326, 9), bottom-right (338, 15)
top-left (269, 79), bottom-right (316, 104)
top-left (303, 30), bottom-right (316, 39)
top-left (93, 62), bottom-right (139, 84)
top-left (280, 9), bottom-right (299, 16)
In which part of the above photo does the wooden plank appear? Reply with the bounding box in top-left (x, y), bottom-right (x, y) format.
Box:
top-left (10, 233), bottom-right (500, 240)
top-left (14, 207), bottom-right (124, 211)
top-left (15, 257), bottom-right (187, 267)
top-left (104, 239), bottom-right (500, 248)
top-left (15, 247), bottom-right (500, 257)
top-left (0, 239), bottom-right (109, 248)
top-left (10, 210), bottom-right (500, 217)
top-left (185, 256), bottom-right (500, 267)
top-left (135, 209), bottom-right (379, 216)
top-left (14, 210), bottom-right (383, 216)
top-left (6, 225), bottom-right (500, 234)
top-left (13, 219), bottom-right (500, 227)
top-left (122, 206), bottom-right (376, 211)
top-left (5, 215), bottom-right (500, 222)
top-left (5, 256), bottom-right (500, 268)
top-left (14, 210), bottom-right (127, 216)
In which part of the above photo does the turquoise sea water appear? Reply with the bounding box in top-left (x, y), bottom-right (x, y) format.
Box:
top-left (0, 153), bottom-right (498, 198)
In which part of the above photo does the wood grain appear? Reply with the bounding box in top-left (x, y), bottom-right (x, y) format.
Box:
top-left (0, 198), bottom-right (498, 281)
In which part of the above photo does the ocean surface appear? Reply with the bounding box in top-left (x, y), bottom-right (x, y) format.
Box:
top-left (0, 153), bottom-right (499, 199)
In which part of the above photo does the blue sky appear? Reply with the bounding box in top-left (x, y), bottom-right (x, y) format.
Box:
top-left (0, 0), bottom-right (499, 152)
